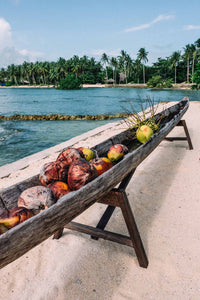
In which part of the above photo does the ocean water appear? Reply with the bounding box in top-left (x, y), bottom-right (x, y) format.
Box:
top-left (0, 87), bottom-right (199, 167)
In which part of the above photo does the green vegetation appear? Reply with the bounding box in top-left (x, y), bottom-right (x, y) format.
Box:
top-left (147, 76), bottom-right (173, 88)
top-left (57, 74), bottom-right (81, 90)
top-left (191, 63), bottom-right (200, 89)
top-left (123, 97), bottom-right (163, 135)
top-left (0, 38), bottom-right (200, 88)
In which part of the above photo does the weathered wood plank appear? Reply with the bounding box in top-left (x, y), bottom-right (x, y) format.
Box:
top-left (97, 190), bottom-right (121, 207)
top-left (65, 221), bottom-right (133, 247)
top-left (0, 98), bottom-right (189, 269)
top-left (0, 198), bottom-right (5, 215)
top-left (0, 174), bottom-right (41, 209)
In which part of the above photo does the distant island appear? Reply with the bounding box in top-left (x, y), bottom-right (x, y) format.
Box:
top-left (0, 38), bottom-right (200, 90)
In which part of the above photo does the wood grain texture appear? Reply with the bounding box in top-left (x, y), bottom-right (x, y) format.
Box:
top-left (0, 98), bottom-right (189, 269)
top-left (65, 222), bottom-right (133, 247)
top-left (0, 175), bottom-right (40, 209)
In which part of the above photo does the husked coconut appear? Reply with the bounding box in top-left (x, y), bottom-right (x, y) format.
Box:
top-left (56, 148), bottom-right (84, 165)
top-left (18, 186), bottom-right (55, 214)
top-left (68, 159), bottom-right (97, 191)
top-left (39, 161), bottom-right (69, 186)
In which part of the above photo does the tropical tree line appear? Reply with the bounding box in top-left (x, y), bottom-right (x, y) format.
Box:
top-left (0, 38), bottom-right (200, 86)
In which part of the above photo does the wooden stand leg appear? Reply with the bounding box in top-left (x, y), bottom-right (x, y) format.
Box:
top-left (180, 120), bottom-right (193, 150)
top-left (164, 119), bottom-right (193, 150)
top-left (91, 205), bottom-right (115, 240)
top-left (58, 171), bottom-right (149, 268)
top-left (118, 190), bottom-right (148, 268)
top-left (53, 228), bottom-right (64, 239)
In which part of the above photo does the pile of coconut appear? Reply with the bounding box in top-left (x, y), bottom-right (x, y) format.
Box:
top-left (0, 145), bottom-right (128, 235)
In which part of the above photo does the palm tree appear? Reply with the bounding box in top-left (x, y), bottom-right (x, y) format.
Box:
top-left (0, 68), bottom-right (7, 82)
top-left (133, 59), bottom-right (142, 83)
top-left (22, 61), bottom-right (30, 83)
top-left (49, 66), bottom-right (59, 86)
top-left (79, 55), bottom-right (89, 75)
top-left (110, 57), bottom-right (118, 83)
top-left (40, 62), bottom-right (49, 85)
top-left (192, 49), bottom-right (197, 83)
top-left (137, 48), bottom-right (148, 84)
top-left (183, 44), bottom-right (194, 82)
top-left (7, 64), bottom-right (18, 85)
top-left (170, 51), bottom-right (181, 84)
top-left (101, 53), bottom-right (109, 80)
top-left (125, 54), bottom-right (133, 79)
top-left (57, 57), bottom-right (67, 81)
top-left (118, 50), bottom-right (128, 84)
top-left (195, 38), bottom-right (200, 49)
top-left (72, 55), bottom-right (80, 78)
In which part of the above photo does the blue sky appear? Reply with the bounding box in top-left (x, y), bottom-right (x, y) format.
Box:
top-left (0, 0), bottom-right (200, 67)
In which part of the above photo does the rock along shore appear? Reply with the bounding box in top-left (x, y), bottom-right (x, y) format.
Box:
top-left (0, 113), bottom-right (131, 121)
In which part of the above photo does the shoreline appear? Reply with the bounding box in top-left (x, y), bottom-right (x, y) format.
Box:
top-left (0, 83), bottom-right (193, 90)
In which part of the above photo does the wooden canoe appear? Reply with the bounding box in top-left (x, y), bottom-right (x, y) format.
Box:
top-left (0, 97), bottom-right (189, 269)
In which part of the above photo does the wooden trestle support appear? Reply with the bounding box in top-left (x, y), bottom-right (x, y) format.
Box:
top-left (53, 119), bottom-right (193, 268)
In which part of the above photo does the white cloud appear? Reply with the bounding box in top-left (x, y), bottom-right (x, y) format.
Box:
top-left (184, 25), bottom-right (200, 30)
top-left (124, 14), bottom-right (175, 33)
top-left (18, 49), bottom-right (44, 60)
top-left (0, 17), bottom-right (12, 49)
top-left (0, 17), bottom-right (43, 67)
top-left (90, 48), bottom-right (121, 57)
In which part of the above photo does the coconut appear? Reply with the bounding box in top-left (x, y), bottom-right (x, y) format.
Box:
top-left (39, 161), bottom-right (69, 186)
top-left (68, 159), bottom-right (97, 191)
top-left (48, 181), bottom-right (71, 200)
top-left (18, 185), bottom-right (55, 214)
top-left (0, 207), bottom-right (34, 232)
top-left (56, 148), bottom-right (84, 165)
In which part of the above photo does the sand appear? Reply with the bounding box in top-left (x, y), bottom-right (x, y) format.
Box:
top-left (0, 83), bottom-right (193, 89)
top-left (0, 101), bottom-right (200, 299)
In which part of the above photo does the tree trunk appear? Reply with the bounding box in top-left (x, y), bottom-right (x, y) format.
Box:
top-left (114, 68), bottom-right (117, 84)
top-left (14, 75), bottom-right (18, 85)
top-left (192, 58), bottom-right (195, 84)
top-left (43, 74), bottom-right (46, 85)
top-left (175, 65), bottom-right (177, 84)
top-left (105, 64), bottom-right (108, 80)
top-left (26, 73), bottom-right (30, 85)
top-left (187, 58), bottom-right (190, 82)
top-left (32, 74), bottom-right (36, 85)
top-left (124, 63), bottom-right (127, 84)
top-left (143, 64), bottom-right (145, 84)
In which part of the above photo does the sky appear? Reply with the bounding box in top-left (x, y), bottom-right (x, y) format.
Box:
top-left (0, 0), bottom-right (200, 67)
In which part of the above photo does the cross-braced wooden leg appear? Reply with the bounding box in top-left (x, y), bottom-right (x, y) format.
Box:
top-left (118, 190), bottom-right (148, 268)
top-left (91, 205), bottom-right (116, 240)
top-left (164, 119), bottom-right (193, 150)
top-left (53, 227), bottom-right (64, 239)
top-left (180, 120), bottom-right (193, 150)
top-left (54, 170), bottom-right (148, 268)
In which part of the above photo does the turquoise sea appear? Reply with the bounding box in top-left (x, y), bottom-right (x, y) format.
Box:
top-left (0, 87), bottom-right (199, 167)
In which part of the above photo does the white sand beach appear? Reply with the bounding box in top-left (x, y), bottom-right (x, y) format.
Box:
top-left (0, 83), bottom-right (193, 89)
top-left (0, 101), bottom-right (200, 299)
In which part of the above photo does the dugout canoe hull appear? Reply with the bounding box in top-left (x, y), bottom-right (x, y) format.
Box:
top-left (0, 97), bottom-right (189, 269)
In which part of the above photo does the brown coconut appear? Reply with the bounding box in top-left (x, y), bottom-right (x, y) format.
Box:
top-left (39, 161), bottom-right (69, 186)
top-left (48, 181), bottom-right (71, 200)
top-left (56, 148), bottom-right (84, 165)
top-left (0, 207), bottom-right (34, 232)
top-left (68, 158), bottom-right (97, 191)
